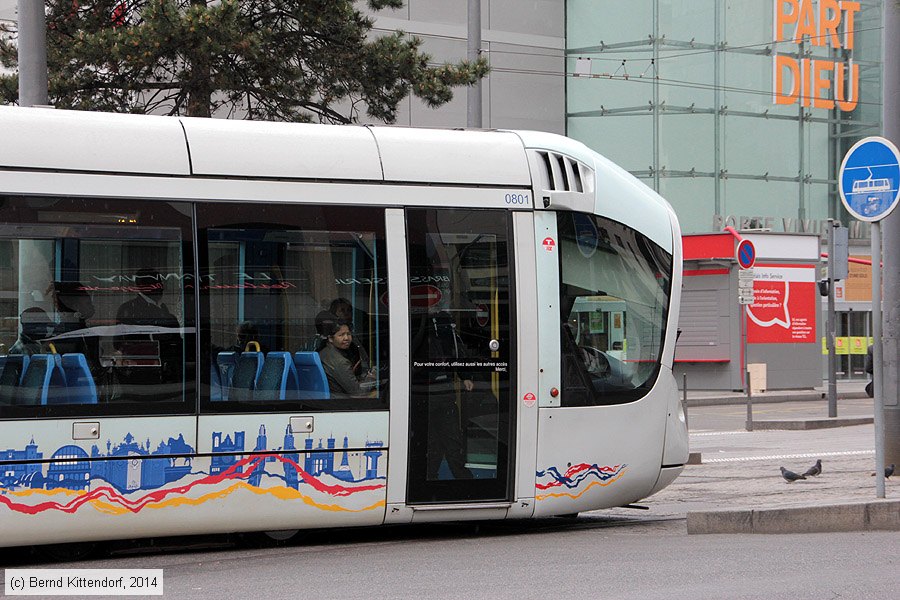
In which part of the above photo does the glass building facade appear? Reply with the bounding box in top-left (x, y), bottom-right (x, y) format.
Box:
top-left (566, 0), bottom-right (884, 234)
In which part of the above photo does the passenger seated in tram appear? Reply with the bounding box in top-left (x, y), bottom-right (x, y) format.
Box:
top-left (328, 297), bottom-right (370, 352)
top-left (317, 319), bottom-right (374, 397)
top-left (315, 308), bottom-right (369, 378)
top-left (47, 281), bottom-right (98, 369)
top-left (228, 321), bottom-right (267, 354)
top-left (8, 307), bottom-right (52, 356)
top-left (112, 268), bottom-right (182, 401)
top-left (49, 282), bottom-right (94, 334)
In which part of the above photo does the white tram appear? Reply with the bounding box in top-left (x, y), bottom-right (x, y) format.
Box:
top-left (0, 107), bottom-right (686, 548)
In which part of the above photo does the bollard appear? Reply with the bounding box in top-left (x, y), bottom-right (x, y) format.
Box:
top-left (745, 370), bottom-right (753, 431)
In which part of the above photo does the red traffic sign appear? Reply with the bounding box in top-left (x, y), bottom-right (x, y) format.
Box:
top-left (736, 239), bottom-right (756, 269)
top-left (475, 304), bottom-right (489, 327)
top-left (409, 284), bottom-right (443, 309)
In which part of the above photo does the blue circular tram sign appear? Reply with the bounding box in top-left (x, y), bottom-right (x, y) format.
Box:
top-left (839, 136), bottom-right (900, 223)
top-left (736, 239), bottom-right (756, 269)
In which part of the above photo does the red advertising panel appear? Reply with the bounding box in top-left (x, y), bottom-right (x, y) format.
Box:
top-left (746, 265), bottom-right (817, 344)
top-left (682, 233), bottom-right (735, 261)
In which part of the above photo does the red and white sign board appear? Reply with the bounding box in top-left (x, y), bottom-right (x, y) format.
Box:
top-left (409, 284), bottom-right (443, 309)
top-left (542, 237), bottom-right (556, 252)
top-left (523, 392), bottom-right (536, 407)
top-left (475, 304), bottom-right (489, 327)
top-left (746, 265), bottom-right (817, 344)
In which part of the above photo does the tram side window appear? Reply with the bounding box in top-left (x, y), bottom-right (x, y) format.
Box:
top-left (197, 203), bottom-right (388, 410)
top-left (0, 196), bottom-right (196, 418)
top-left (557, 213), bottom-right (672, 406)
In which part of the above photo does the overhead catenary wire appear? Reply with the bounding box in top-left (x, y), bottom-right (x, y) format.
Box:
top-left (425, 61), bottom-right (884, 111)
top-left (379, 23), bottom-right (884, 63)
top-left (413, 21), bottom-right (885, 111)
top-left (565, 24), bottom-right (885, 61)
top-left (398, 22), bottom-right (883, 61)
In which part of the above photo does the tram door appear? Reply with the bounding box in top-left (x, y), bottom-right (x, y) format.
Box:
top-left (406, 208), bottom-right (515, 504)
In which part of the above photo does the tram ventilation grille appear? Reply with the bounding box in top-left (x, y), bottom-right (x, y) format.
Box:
top-left (532, 151), bottom-right (593, 194)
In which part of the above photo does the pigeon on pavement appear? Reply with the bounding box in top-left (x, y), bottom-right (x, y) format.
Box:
top-left (802, 459), bottom-right (822, 477)
top-left (780, 466), bottom-right (806, 482)
top-left (871, 464), bottom-right (895, 478)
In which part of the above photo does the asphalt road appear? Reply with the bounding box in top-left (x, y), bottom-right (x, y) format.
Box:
top-left (2, 518), bottom-right (897, 600)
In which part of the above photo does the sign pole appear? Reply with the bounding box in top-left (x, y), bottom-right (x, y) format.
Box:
top-left (838, 135), bottom-right (900, 498)
top-left (872, 222), bottom-right (885, 498)
top-left (736, 238), bottom-right (755, 428)
top-left (883, 0), bottom-right (900, 487)
top-left (827, 219), bottom-right (838, 417)
top-left (745, 343), bottom-right (753, 431)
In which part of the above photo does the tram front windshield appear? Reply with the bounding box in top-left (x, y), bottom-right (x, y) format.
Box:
top-left (557, 213), bottom-right (672, 406)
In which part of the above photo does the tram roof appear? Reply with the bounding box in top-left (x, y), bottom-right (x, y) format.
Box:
top-left (0, 106), bottom-right (531, 185)
top-left (0, 106), bottom-right (676, 251)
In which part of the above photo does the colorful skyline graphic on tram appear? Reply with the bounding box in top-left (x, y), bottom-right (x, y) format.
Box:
top-left (0, 427), bottom-right (386, 516)
top-left (535, 463), bottom-right (627, 501)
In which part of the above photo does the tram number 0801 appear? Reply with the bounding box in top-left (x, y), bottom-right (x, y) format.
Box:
top-left (504, 193), bottom-right (530, 205)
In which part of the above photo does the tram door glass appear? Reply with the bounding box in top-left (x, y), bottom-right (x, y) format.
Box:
top-left (406, 209), bottom-right (514, 504)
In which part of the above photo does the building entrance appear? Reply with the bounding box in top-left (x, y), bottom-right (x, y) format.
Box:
top-left (836, 311), bottom-right (871, 380)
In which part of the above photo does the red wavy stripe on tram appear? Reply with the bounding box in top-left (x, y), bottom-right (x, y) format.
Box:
top-left (535, 463), bottom-right (625, 490)
top-left (0, 454), bottom-right (384, 516)
top-left (1, 457), bottom-right (257, 515)
top-left (277, 454), bottom-right (384, 495)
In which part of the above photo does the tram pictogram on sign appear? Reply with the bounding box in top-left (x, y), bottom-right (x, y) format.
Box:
top-left (839, 136), bottom-right (900, 223)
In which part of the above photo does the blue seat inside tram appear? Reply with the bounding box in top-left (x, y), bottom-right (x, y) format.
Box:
top-left (293, 352), bottom-right (330, 400)
top-left (255, 351), bottom-right (299, 401)
top-left (60, 353), bottom-right (98, 405)
top-left (210, 362), bottom-right (223, 401)
top-left (0, 355), bottom-right (29, 405)
top-left (18, 353), bottom-right (67, 406)
top-left (227, 350), bottom-right (264, 401)
top-left (216, 351), bottom-right (238, 390)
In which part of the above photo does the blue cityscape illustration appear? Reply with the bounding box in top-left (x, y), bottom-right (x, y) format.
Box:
top-left (1, 434), bottom-right (193, 493)
top-left (211, 425), bottom-right (385, 488)
top-left (2, 426), bottom-right (384, 493)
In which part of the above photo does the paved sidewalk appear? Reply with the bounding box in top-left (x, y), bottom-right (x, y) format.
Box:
top-left (598, 393), bottom-right (898, 533)
top-left (683, 395), bottom-right (875, 432)
top-left (681, 379), bottom-right (869, 407)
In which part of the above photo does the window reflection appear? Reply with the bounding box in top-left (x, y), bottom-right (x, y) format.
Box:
top-left (557, 213), bottom-right (671, 406)
top-left (199, 204), bottom-right (387, 408)
top-left (0, 197), bottom-right (195, 415)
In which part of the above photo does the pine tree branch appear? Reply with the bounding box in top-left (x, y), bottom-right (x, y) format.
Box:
top-left (29, 0), bottom-right (488, 120)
